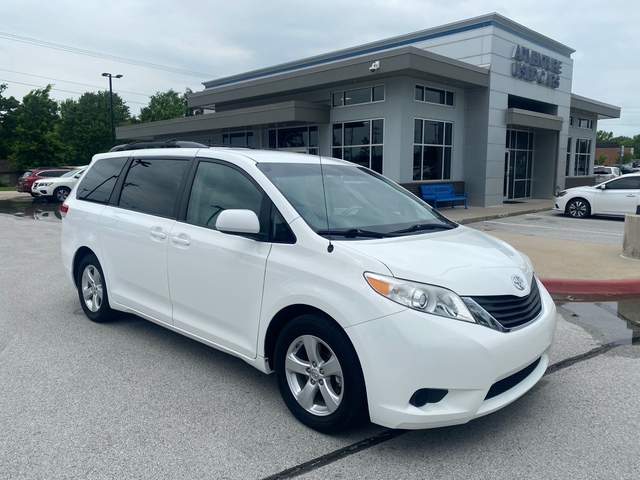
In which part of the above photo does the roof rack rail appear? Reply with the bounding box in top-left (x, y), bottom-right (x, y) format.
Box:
top-left (109, 140), bottom-right (208, 152)
top-left (199, 142), bottom-right (254, 149)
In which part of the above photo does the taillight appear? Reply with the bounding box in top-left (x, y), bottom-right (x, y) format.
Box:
top-left (60, 203), bottom-right (69, 218)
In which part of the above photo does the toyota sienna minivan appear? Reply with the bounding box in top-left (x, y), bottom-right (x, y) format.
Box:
top-left (61, 142), bottom-right (556, 433)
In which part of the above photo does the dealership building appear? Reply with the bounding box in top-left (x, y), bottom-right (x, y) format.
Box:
top-left (117, 13), bottom-right (621, 207)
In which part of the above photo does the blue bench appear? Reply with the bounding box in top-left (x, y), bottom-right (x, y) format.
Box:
top-left (420, 184), bottom-right (468, 210)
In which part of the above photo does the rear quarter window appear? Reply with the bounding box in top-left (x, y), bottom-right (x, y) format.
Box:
top-left (77, 157), bottom-right (128, 204)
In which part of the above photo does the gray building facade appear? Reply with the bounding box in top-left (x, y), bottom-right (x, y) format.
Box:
top-left (117, 13), bottom-right (620, 207)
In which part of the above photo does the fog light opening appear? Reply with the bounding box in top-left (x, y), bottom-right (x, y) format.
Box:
top-left (409, 388), bottom-right (448, 408)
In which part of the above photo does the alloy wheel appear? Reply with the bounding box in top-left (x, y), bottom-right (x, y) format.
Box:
top-left (284, 334), bottom-right (344, 416)
top-left (81, 265), bottom-right (104, 313)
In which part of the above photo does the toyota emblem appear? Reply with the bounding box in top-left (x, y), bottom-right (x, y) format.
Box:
top-left (512, 275), bottom-right (526, 291)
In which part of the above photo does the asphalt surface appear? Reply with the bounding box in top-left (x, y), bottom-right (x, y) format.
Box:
top-left (1, 210), bottom-right (640, 479)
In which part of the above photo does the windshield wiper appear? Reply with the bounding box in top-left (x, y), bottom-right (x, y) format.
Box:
top-left (390, 223), bottom-right (456, 234)
top-left (316, 228), bottom-right (388, 239)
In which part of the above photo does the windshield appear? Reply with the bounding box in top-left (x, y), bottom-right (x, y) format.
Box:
top-left (258, 163), bottom-right (457, 238)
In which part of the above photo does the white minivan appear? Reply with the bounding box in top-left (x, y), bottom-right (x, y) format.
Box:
top-left (61, 142), bottom-right (556, 433)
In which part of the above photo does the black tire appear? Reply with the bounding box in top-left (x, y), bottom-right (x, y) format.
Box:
top-left (566, 198), bottom-right (591, 218)
top-left (54, 186), bottom-right (71, 203)
top-left (76, 254), bottom-right (114, 323)
top-left (274, 314), bottom-right (368, 433)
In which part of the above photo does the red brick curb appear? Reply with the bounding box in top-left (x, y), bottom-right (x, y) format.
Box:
top-left (540, 278), bottom-right (640, 301)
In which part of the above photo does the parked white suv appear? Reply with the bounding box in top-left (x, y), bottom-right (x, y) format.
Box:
top-left (32, 166), bottom-right (86, 202)
top-left (61, 141), bottom-right (556, 433)
top-left (593, 166), bottom-right (620, 184)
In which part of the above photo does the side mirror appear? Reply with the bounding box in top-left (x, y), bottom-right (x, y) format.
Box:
top-left (596, 184), bottom-right (606, 190)
top-left (215, 209), bottom-right (260, 234)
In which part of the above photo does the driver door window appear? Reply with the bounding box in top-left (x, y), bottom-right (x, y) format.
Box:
top-left (186, 161), bottom-right (264, 229)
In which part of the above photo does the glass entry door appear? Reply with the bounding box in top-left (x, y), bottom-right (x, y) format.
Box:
top-left (504, 149), bottom-right (513, 200)
top-left (505, 130), bottom-right (534, 200)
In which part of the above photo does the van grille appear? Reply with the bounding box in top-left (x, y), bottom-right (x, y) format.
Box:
top-left (471, 278), bottom-right (542, 330)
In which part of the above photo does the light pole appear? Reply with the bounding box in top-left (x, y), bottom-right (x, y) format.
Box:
top-left (102, 72), bottom-right (123, 147)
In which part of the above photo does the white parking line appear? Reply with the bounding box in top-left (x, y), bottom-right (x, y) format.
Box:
top-left (481, 220), bottom-right (624, 237)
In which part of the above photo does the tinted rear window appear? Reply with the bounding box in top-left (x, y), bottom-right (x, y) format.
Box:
top-left (118, 157), bottom-right (188, 217)
top-left (77, 157), bottom-right (128, 204)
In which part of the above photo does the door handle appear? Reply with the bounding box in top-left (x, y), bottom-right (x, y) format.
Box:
top-left (171, 233), bottom-right (191, 246)
top-left (150, 228), bottom-right (167, 240)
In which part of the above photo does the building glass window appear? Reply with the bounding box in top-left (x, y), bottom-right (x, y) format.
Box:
top-left (413, 119), bottom-right (452, 181)
top-left (414, 85), bottom-right (454, 106)
top-left (574, 138), bottom-right (592, 176)
top-left (332, 119), bottom-right (384, 173)
top-left (222, 128), bottom-right (254, 147)
top-left (565, 136), bottom-right (572, 177)
top-left (577, 118), bottom-right (593, 129)
top-left (331, 86), bottom-right (385, 107)
top-left (268, 125), bottom-right (319, 154)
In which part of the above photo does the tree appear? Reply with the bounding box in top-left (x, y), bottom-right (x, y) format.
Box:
top-left (8, 85), bottom-right (62, 170)
top-left (0, 83), bottom-right (20, 158)
top-left (57, 91), bottom-right (130, 163)
top-left (596, 130), bottom-right (614, 143)
top-left (138, 88), bottom-right (202, 123)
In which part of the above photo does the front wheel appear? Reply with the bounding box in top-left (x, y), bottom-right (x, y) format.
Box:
top-left (76, 254), bottom-right (114, 323)
top-left (567, 198), bottom-right (591, 218)
top-left (54, 186), bottom-right (71, 203)
top-left (274, 314), bottom-right (368, 433)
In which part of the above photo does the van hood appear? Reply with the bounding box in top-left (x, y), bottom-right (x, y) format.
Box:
top-left (343, 225), bottom-right (535, 297)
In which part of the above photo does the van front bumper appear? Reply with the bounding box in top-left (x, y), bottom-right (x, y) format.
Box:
top-left (347, 282), bottom-right (556, 430)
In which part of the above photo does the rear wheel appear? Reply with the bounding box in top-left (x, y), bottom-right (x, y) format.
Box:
top-left (76, 254), bottom-right (114, 323)
top-left (274, 314), bottom-right (368, 433)
top-left (54, 186), bottom-right (71, 203)
top-left (567, 198), bottom-right (591, 218)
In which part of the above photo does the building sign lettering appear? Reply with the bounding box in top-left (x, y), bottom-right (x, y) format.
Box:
top-left (512, 45), bottom-right (562, 89)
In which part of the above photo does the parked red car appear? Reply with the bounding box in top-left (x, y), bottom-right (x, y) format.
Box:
top-left (16, 168), bottom-right (73, 196)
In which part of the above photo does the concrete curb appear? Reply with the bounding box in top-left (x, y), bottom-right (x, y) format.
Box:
top-left (541, 278), bottom-right (640, 301)
top-left (451, 207), bottom-right (552, 225)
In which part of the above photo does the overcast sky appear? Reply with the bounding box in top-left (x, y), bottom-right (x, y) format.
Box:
top-left (1, 0), bottom-right (637, 137)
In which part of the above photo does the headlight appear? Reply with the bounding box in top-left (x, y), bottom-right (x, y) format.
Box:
top-left (37, 182), bottom-right (53, 187)
top-left (556, 190), bottom-right (567, 197)
top-left (364, 272), bottom-right (475, 323)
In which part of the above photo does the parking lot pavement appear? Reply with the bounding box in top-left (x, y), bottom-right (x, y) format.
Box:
top-left (1, 214), bottom-right (640, 479)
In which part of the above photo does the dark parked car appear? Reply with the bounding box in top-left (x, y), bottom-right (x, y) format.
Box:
top-left (618, 164), bottom-right (636, 175)
top-left (16, 168), bottom-right (73, 195)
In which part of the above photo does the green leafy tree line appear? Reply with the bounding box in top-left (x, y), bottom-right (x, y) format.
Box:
top-left (0, 83), bottom-right (201, 170)
top-left (596, 130), bottom-right (640, 165)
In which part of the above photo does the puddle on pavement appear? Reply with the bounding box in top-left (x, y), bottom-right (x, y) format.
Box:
top-left (558, 300), bottom-right (640, 346)
top-left (0, 199), bottom-right (62, 221)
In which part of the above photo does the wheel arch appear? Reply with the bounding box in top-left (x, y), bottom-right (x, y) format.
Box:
top-left (72, 246), bottom-right (99, 287)
top-left (53, 185), bottom-right (71, 200)
top-left (264, 304), bottom-right (345, 372)
top-left (565, 196), bottom-right (592, 216)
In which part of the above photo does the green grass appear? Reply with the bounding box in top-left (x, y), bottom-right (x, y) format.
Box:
top-left (0, 186), bottom-right (15, 191)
